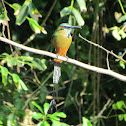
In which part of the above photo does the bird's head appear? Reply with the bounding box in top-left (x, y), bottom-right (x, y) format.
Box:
top-left (56, 23), bottom-right (81, 37)
top-left (58, 23), bottom-right (81, 31)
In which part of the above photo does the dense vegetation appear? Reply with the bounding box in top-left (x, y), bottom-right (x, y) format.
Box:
top-left (0, 0), bottom-right (126, 126)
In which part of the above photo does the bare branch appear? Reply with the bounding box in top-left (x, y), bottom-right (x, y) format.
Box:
top-left (79, 34), bottom-right (126, 63)
top-left (90, 99), bottom-right (111, 122)
top-left (0, 36), bottom-right (126, 82)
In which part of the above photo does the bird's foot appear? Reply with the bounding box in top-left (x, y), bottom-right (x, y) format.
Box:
top-left (56, 54), bottom-right (59, 59)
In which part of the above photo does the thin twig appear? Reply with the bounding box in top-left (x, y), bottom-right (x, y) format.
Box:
top-left (0, 36), bottom-right (126, 82)
top-left (106, 52), bottom-right (110, 70)
top-left (41, 0), bottom-right (57, 26)
top-left (22, 71), bottom-right (53, 110)
top-left (90, 99), bottom-right (111, 122)
top-left (1, 0), bottom-right (14, 56)
top-left (33, 70), bottom-right (41, 84)
top-left (79, 34), bottom-right (126, 63)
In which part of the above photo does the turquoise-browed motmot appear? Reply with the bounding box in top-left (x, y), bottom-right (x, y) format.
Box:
top-left (52, 23), bottom-right (81, 84)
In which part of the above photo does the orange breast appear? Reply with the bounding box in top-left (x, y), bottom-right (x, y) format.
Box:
top-left (53, 30), bottom-right (72, 63)
top-left (54, 46), bottom-right (70, 63)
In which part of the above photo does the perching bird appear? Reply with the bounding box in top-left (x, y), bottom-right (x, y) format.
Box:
top-left (52, 23), bottom-right (81, 84)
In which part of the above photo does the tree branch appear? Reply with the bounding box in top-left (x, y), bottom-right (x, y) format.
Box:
top-left (0, 36), bottom-right (126, 82)
top-left (79, 34), bottom-right (126, 63)
top-left (90, 99), bottom-right (111, 122)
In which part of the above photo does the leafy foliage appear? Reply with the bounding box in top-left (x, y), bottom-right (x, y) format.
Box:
top-left (0, 0), bottom-right (126, 126)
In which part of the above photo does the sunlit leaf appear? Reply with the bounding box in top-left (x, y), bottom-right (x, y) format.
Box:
top-left (76, 0), bottom-right (87, 12)
top-left (44, 121), bottom-right (50, 126)
top-left (117, 15), bottom-right (126, 23)
top-left (60, 7), bottom-right (72, 17)
top-left (1, 66), bottom-right (8, 85)
top-left (124, 114), bottom-right (126, 121)
top-left (31, 101), bottom-right (44, 114)
top-left (16, 1), bottom-right (31, 25)
top-left (7, 114), bottom-right (17, 126)
top-left (119, 61), bottom-right (125, 69)
top-left (27, 17), bottom-right (41, 33)
top-left (28, 2), bottom-right (42, 20)
top-left (52, 112), bottom-right (67, 118)
top-left (0, 11), bottom-right (10, 25)
top-left (71, 7), bottom-right (84, 26)
top-left (60, 123), bottom-right (70, 126)
top-left (118, 114), bottom-right (124, 121)
top-left (82, 117), bottom-right (92, 126)
top-left (112, 103), bottom-right (117, 109)
top-left (19, 79), bottom-right (28, 91)
top-left (12, 73), bottom-right (20, 83)
top-left (116, 101), bottom-right (125, 110)
top-left (12, 3), bottom-right (21, 15)
top-left (112, 28), bottom-right (121, 41)
top-left (119, 29), bottom-right (126, 38)
top-left (0, 120), bottom-right (3, 124)
top-left (31, 112), bottom-right (43, 119)
top-left (7, 57), bottom-right (17, 67)
top-left (68, 15), bottom-right (76, 26)
top-left (44, 103), bottom-right (50, 114)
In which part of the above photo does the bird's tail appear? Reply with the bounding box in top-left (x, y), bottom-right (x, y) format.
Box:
top-left (53, 62), bottom-right (61, 84)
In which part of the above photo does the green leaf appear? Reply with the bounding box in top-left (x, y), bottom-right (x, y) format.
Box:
top-left (124, 114), bottom-right (126, 121)
top-left (0, 11), bottom-right (10, 25)
top-left (112, 104), bottom-right (117, 109)
top-left (43, 121), bottom-right (50, 126)
top-left (40, 59), bottom-right (47, 70)
top-left (82, 117), bottom-right (92, 126)
top-left (118, 114), bottom-right (124, 121)
top-left (68, 14), bottom-right (76, 26)
top-left (60, 7), bottom-right (72, 17)
top-left (31, 60), bottom-right (43, 70)
top-left (111, 27), bottom-right (121, 41)
top-left (44, 103), bottom-right (50, 114)
top-left (28, 2), bottom-right (42, 20)
top-left (15, 98), bottom-right (24, 111)
top-left (12, 74), bottom-right (20, 83)
top-left (1, 66), bottom-right (8, 85)
top-left (19, 56), bottom-right (33, 61)
top-left (12, 3), bottom-right (21, 10)
top-left (27, 17), bottom-right (42, 33)
top-left (119, 61), bottom-right (125, 69)
top-left (7, 114), bottom-right (17, 126)
top-left (0, 120), bottom-right (3, 125)
top-left (60, 123), bottom-right (70, 126)
top-left (71, 7), bottom-right (85, 26)
top-left (19, 79), bottom-right (28, 91)
top-left (76, 0), bottom-right (87, 12)
top-left (31, 112), bottom-right (43, 119)
top-left (119, 29), bottom-right (126, 38)
top-left (7, 57), bottom-right (17, 67)
top-left (31, 101), bottom-right (44, 114)
top-left (52, 112), bottom-right (67, 118)
top-left (117, 15), bottom-right (126, 23)
top-left (51, 119), bottom-right (60, 126)
top-left (116, 101), bottom-right (124, 110)
top-left (16, 1), bottom-right (30, 25)
top-left (40, 85), bottom-right (47, 102)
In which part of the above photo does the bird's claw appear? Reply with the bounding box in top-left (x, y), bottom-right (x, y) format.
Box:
top-left (56, 54), bottom-right (59, 59)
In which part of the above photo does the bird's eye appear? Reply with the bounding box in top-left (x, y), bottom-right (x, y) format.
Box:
top-left (60, 26), bottom-right (64, 29)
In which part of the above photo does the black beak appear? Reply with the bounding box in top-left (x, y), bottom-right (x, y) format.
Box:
top-left (71, 26), bottom-right (82, 29)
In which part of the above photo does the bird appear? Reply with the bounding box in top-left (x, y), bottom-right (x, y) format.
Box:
top-left (52, 23), bottom-right (81, 84)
